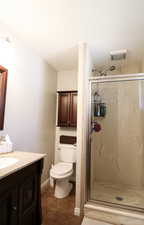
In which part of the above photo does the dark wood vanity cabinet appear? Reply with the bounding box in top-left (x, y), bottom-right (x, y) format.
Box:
top-left (0, 159), bottom-right (43, 225)
top-left (57, 91), bottom-right (77, 127)
top-left (0, 189), bottom-right (17, 225)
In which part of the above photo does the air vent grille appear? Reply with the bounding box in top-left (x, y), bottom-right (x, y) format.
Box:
top-left (110, 49), bottom-right (127, 61)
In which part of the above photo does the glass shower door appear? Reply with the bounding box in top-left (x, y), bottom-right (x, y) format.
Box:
top-left (89, 77), bottom-right (144, 211)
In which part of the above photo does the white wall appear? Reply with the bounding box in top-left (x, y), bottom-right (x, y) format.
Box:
top-left (55, 69), bottom-right (77, 163)
top-left (57, 70), bottom-right (77, 91)
top-left (0, 22), bottom-right (57, 182)
top-left (75, 43), bottom-right (93, 215)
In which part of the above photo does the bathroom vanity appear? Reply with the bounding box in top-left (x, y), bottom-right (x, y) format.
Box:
top-left (0, 151), bottom-right (45, 225)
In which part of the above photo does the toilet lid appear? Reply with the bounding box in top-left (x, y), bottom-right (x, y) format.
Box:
top-left (52, 163), bottom-right (73, 175)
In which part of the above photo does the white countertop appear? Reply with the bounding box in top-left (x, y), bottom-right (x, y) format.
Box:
top-left (0, 151), bottom-right (46, 180)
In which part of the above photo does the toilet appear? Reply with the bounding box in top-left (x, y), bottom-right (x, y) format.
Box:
top-left (50, 144), bottom-right (76, 198)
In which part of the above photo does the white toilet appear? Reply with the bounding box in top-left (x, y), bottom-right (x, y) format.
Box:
top-left (50, 144), bottom-right (76, 198)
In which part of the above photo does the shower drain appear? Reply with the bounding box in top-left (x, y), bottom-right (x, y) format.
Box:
top-left (116, 196), bottom-right (124, 201)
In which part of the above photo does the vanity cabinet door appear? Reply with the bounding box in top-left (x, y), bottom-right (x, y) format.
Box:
top-left (0, 159), bottom-right (43, 225)
top-left (19, 175), bottom-right (37, 213)
top-left (0, 189), bottom-right (17, 225)
top-left (21, 208), bottom-right (36, 225)
top-left (19, 173), bottom-right (41, 225)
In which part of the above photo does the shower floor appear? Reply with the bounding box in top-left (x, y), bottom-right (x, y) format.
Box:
top-left (91, 181), bottom-right (144, 209)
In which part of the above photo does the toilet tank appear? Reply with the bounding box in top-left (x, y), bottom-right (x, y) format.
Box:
top-left (59, 144), bottom-right (76, 163)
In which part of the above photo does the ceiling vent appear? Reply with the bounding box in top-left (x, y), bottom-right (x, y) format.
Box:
top-left (110, 49), bottom-right (127, 61)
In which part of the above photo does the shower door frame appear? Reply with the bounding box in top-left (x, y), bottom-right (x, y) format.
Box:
top-left (87, 73), bottom-right (144, 213)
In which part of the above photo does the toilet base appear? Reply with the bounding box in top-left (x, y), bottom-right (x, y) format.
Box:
top-left (54, 178), bottom-right (73, 198)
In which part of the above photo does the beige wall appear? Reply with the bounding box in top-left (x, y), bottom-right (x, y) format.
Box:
top-left (94, 59), bottom-right (143, 76)
top-left (113, 60), bottom-right (142, 75)
top-left (91, 80), bottom-right (144, 189)
top-left (121, 61), bottom-right (142, 74)
top-left (0, 22), bottom-right (57, 182)
top-left (55, 69), bottom-right (77, 163)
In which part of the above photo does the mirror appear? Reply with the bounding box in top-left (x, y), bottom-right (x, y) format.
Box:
top-left (0, 65), bottom-right (8, 130)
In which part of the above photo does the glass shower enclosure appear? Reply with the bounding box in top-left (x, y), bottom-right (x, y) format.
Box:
top-left (88, 74), bottom-right (144, 212)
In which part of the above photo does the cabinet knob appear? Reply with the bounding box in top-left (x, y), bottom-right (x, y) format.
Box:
top-left (12, 206), bottom-right (17, 211)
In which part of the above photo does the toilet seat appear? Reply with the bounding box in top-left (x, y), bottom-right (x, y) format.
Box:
top-left (50, 162), bottom-right (73, 179)
top-left (52, 162), bottom-right (73, 175)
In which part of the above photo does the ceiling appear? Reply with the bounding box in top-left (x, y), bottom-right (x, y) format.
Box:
top-left (0, 0), bottom-right (144, 71)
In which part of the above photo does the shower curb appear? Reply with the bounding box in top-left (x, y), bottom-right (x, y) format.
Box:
top-left (84, 203), bottom-right (144, 225)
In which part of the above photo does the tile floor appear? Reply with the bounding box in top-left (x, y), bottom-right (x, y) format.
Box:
top-left (42, 184), bottom-right (83, 225)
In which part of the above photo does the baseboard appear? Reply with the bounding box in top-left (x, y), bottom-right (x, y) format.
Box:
top-left (74, 207), bottom-right (81, 216)
top-left (41, 178), bottom-right (49, 194)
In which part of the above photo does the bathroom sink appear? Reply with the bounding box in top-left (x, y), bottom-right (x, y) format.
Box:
top-left (0, 157), bottom-right (19, 169)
